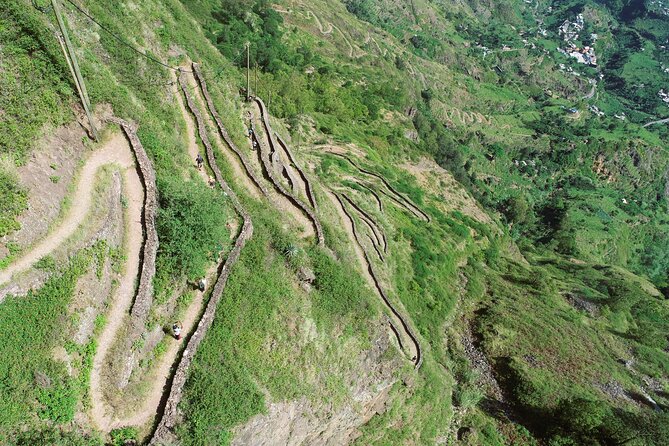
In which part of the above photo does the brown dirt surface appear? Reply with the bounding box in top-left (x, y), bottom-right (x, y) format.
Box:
top-left (248, 102), bottom-right (315, 238)
top-left (0, 133), bottom-right (137, 287)
top-left (88, 134), bottom-right (145, 431)
top-left (179, 69), bottom-right (262, 199)
top-left (402, 157), bottom-right (494, 226)
top-left (2, 122), bottom-right (90, 253)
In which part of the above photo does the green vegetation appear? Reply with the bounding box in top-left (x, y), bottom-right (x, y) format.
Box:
top-left (2, 0), bottom-right (669, 444)
top-left (156, 176), bottom-right (230, 280)
top-left (0, 164), bottom-right (27, 237)
top-left (177, 205), bottom-right (374, 444)
top-left (0, 246), bottom-right (97, 442)
top-left (0, 2), bottom-right (72, 163)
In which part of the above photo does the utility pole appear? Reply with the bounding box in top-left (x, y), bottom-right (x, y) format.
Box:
top-left (254, 62), bottom-right (258, 98)
top-left (51, 0), bottom-right (98, 140)
top-left (246, 41), bottom-right (250, 101)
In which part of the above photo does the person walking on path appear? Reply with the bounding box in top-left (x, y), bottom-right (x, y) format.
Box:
top-left (172, 321), bottom-right (183, 340)
top-left (196, 153), bottom-right (204, 170)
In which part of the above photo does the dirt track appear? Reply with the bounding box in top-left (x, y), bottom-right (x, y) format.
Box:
top-left (77, 133), bottom-right (144, 431)
top-left (327, 190), bottom-right (421, 367)
top-left (0, 134), bottom-right (138, 288)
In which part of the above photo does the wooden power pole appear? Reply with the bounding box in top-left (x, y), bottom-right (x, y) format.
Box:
top-left (51, 0), bottom-right (98, 140)
top-left (254, 62), bottom-right (258, 98)
top-left (246, 41), bottom-right (250, 101)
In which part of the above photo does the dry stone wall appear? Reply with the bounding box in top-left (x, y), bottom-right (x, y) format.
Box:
top-left (149, 71), bottom-right (254, 446)
top-left (107, 117), bottom-right (158, 326)
top-left (191, 63), bottom-right (269, 198)
top-left (275, 133), bottom-right (318, 211)
top-left (253, 97), bottom-right (325, 246)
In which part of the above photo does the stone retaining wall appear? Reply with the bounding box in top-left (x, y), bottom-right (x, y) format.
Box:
top-left (275, 133), bottom-right (318, 211)
top-left (191, 63), bottom-right (269, 198)
top-left (148, 72), bottom-right (255, 445)
top-left (334, 191), bottom-right (422, 370)
top-left (107, 117), bottom-right (158, 325)
top-left (332, 152), bottom-right (430, 222)
top-left (253, 97), bottom-right (325, 246)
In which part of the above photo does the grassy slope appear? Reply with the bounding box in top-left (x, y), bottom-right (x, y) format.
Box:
top-left (1, 0), bottom-right (669, 445)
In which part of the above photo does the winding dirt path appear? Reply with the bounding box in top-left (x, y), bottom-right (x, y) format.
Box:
top-left (88, 74), bottom-right (224, 433)
top-left (150, 67), bottom-right (254, 446)
top-left (191, 63), bottom-right (268, 199)
top-left (275, 133), bottom-right (318, 210)
top-left (330, 152), bottom-right (430, 222)
top-left (88, 120), bottom-right (162, 432)
top-left (326, 190), bottom-right (421, 368)
top-left (341, 192), bottom-right (387, 253)
top-left (0, 134), bottom-right (138, 288)
top-left (250, 98), bottom-right (325, 245)
top-left (172, 70), bottom-right (210, 184)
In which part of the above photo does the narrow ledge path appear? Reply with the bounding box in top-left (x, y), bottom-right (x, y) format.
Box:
top-left (148, 68), bottom-right (255, 446)
top-left (89, 118), bottom-right (159, 432)
top-left (0, 133), bottom-right (138, 289)
top-left (250, 97), bottom-right (325, 246)
top-left (327, 189), bottom-right (422, 369)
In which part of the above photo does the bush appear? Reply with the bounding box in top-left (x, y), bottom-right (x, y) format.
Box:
top-left (156, 176), bottom-right (230, 279)
top-left (110, 427), bottom-right (138, 446)
top-left (0, 164), bottom-right (27, 237)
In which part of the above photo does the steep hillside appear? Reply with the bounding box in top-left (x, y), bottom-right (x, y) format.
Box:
top-left (0, 0), bottom-right (667, 445)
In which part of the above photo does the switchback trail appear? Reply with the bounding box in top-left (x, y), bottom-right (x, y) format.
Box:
top-left (341, 192), bottom-right (387, 253)
top-left (191, 63), bottom-right (269, 199)
top-left (328, 190), bottom-right (422, 369)
top-left (275, 133), bottom-right (318, 210)
top-left (150, 69), bottom-right (254, 446)
top-left (251, 97), bottom-right (325, 246)
top-left (89, 119), bottom-right (159, 432)
top-left (330, 152), bottom-right (430, 222)
top-left (0, 133), bottom-right (139, 288)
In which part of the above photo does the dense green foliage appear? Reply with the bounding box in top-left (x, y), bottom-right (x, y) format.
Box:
top-left (0, 166), bottom-right (28, 237)
top-left (156, 176), bottom-right (230, 280)
top-left (0, 246), bottom-right (102, 442)
top-left (0, 2), bottom-right (72, 163)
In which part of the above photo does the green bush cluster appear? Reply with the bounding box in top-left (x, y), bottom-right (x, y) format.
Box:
top-left (0, 167), bottom-right (28, 237)
top-left (0, 250), bottom-right (91, 441)
top-left (156, 175), bottom-right (230, 280)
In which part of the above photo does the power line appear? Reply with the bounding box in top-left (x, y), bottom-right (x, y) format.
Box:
top-left (61, 0), bottom-right (190, 73)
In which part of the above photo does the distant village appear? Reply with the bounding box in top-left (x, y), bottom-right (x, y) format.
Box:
top-left (557, 14), bottom-right (598, 66)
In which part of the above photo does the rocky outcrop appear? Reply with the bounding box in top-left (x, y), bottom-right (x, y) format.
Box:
top-left (232, 330), bottom-right (398, 446)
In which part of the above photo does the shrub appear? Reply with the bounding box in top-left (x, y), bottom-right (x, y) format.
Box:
top-left (0, 164), bottom-right (27, 237)
top-left (156, 176), bottom-right (230, 279)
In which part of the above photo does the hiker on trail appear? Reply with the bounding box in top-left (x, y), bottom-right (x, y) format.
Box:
top-left (196, 153), bottom-right (204, 170)
top-left (198, 277), bottom-right (207, 292)
top-left (252, 140), bottom-right (258, 150)
top-left (172, 322), bottom-right (183, 340)
top-left (208, 175), bottom-right (216, 188)
top-left (248, 127), bottom-right (253, 137)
